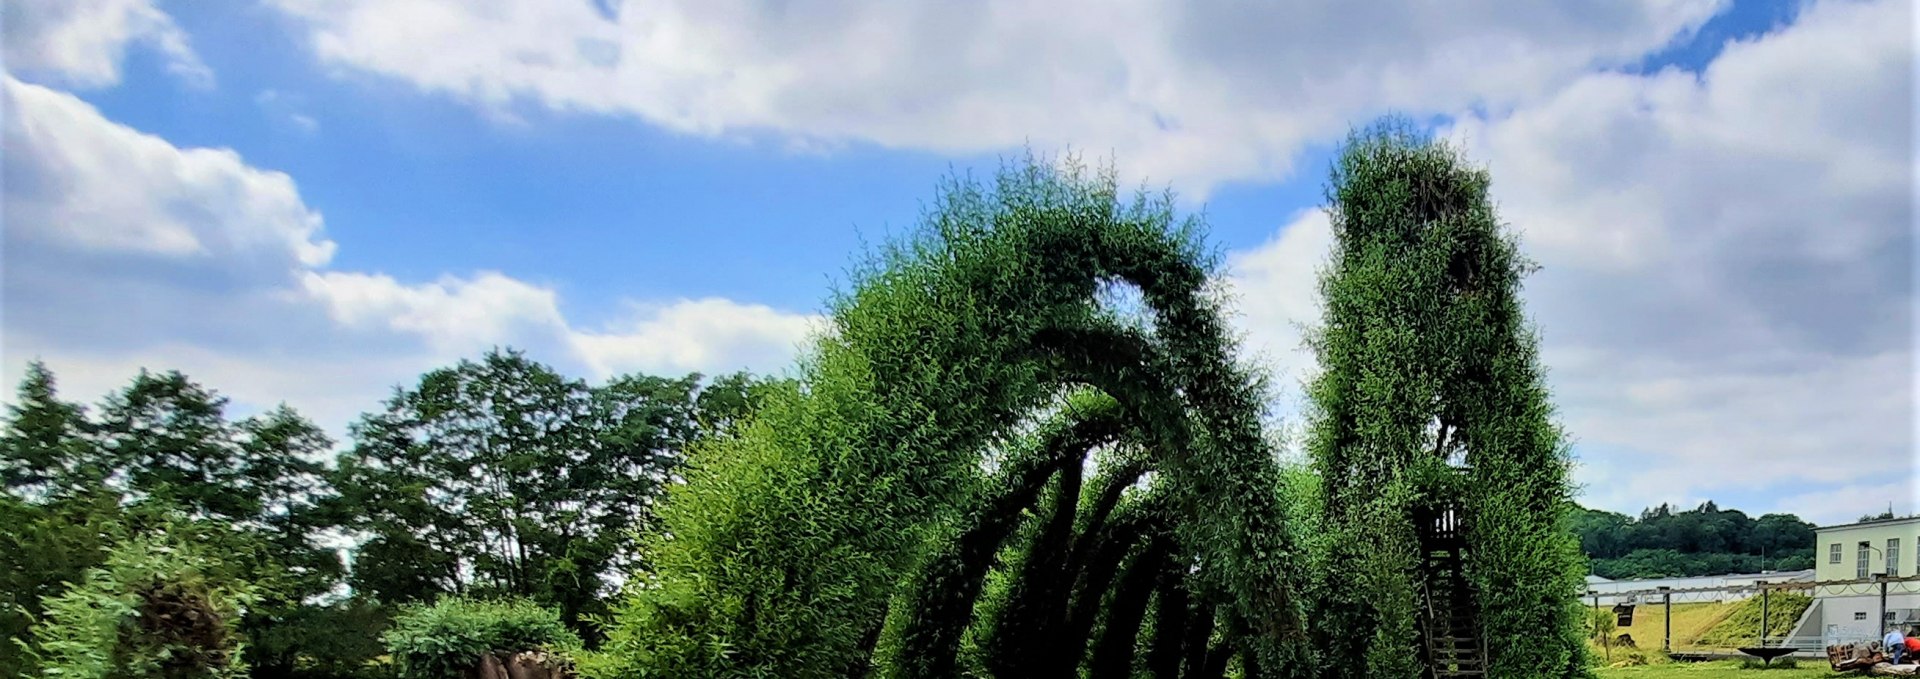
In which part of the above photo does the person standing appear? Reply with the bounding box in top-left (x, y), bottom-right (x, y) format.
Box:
top-left (1886, 626), bottom-right (1908, 664)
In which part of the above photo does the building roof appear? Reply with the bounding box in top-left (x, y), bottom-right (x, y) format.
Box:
top-left (1583, 569), bottom-right (1814, 592)
top-left (1816, 516), bottom-right (1920, 533)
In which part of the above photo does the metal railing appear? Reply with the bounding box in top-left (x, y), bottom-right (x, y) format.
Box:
top-left (1583, 573), bottom-right (1920, 656)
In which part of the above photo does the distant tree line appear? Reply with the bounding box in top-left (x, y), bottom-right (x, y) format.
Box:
top-left (1570, 501), bottom-right (1817, 580)
top-left (0, 349), bottom-right (785, 677)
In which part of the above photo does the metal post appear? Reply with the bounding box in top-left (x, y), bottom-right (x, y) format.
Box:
top-left (1660, 587), bottom-right (1672, 653)
top-left (1590, 590), bottom-right (1600, 637)
top-left (1880, 576), bottom-right (1890, 639)
top-left (1759, 581), bottom-right (1769, 646)
top-left (1596, 590), bottom-right (1612, 663)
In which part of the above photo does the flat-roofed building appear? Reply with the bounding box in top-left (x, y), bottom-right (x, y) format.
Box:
top-left (1786, 516), bottom-right (1920, 647)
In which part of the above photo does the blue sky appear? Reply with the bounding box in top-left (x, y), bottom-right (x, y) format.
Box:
top-left (2, 0), bottom-right (1912, 525)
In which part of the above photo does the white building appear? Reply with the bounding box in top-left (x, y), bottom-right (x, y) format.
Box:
top-left (1785, 516), bottom-right (1920, 647)
top-left (1585, 570), bottom-right (1813, 607)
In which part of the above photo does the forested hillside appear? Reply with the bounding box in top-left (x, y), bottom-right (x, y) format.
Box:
top-left (1571, 502), bottom-right (1817, 580)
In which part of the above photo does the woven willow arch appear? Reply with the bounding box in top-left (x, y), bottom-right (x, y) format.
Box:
top-left (596, 158), bottom-right (1310, 678)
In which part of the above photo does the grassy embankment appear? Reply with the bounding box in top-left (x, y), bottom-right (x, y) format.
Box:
top-left (1596, 594), bottom-right (1814, 653)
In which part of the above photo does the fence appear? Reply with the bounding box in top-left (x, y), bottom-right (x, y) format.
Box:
top-left (1583, 573), bottom-right (1920, 659)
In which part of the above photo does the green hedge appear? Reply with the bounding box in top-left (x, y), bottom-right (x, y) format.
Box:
top-left (382, 597), bottom-right (580, 679)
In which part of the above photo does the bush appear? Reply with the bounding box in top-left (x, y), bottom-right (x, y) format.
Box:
top-left (28, 535), bottom-right (253, 679)
top-left (247, 601), bottom-right (394, 678)
top-left (1587, 607), bottom-right (1618, 643)
top-left (382, 597), bottom-right (581, 678)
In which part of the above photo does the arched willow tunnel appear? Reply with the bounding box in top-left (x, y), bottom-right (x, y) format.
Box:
top-left (592, 127), bottom-right (1587, 679)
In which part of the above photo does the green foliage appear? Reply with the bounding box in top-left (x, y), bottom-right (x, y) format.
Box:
top-left (1587, 607), bottom-right (1618, 643)
top-left (243, 601), bottom-right (392, 679)
top-left (598, 155), bottom-right (1310, 677)
top-left (1589, 549), bottom-right (1815, 580)
top-left (29, 535), bottom-right (254, 679)
top-left (333, 349), bottom-right (775, 633)
top-left (871, 391), bottom-right (1126, 679)
top-left (382, 597), bottom-right (581, 679)
top-left (1, 365), bottom-right (349, 679)
top-left (0, 492), bottom-right (124, 675)
top-left (1572, 503), bottom-right (1816, 578)
top-left (1305, 120), bottom-right (1589, 678)
top-left (1, 365), bottom-right (350, 678)
top-left (1692, 593), bottom-right (1812, 648)
top-left (0, 361), bottom-right (101, 497)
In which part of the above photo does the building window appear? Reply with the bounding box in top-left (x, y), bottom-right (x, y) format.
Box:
top-left (1859, 542), bottom-right (1872, 578)
top-left (1857, 612), bottom-right (1870, 621)
top-left (1832, 543), bottom-right (1843, 564)
top-left (1892, 538), bottom-right (1904, 576)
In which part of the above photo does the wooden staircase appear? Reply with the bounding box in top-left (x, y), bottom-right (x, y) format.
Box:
top-left (1418, 503), bottom-right (1486, 679)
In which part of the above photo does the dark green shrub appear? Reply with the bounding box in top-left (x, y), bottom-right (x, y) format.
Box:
top-left (382, 597), bottom-right (580, 679)
top-left (246, 600), bottom-right (393, 679)
top-left (29, 535), bottom-right (253, 679)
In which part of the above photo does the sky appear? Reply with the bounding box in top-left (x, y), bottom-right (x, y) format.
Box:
top-left (2, 0), bottom-right (1913, 527)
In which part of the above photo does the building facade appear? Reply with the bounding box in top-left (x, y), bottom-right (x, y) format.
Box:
top-left (1790, 516), bottom-right (1920, 646)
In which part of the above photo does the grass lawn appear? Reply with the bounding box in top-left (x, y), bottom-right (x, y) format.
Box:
top-left (1594, 660), bottom-right (1848, 678)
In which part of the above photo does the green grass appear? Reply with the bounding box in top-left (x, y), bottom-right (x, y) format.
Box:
top-left (1601, 602), bottom-right (1741, 650)
top-left (1694, 595), bottom-right (1814, 648)
top-left (1594, 660), bottom-right (1846, 679)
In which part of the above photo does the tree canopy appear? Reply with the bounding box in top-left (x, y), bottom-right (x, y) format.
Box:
top-left (1572, 502), bottom-right (1817, 579)
top-left (0, 354), bottom-right (779, 677)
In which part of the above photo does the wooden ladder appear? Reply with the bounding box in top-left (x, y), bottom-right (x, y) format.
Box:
top-left (1419, 505), bottom-right (1486, 679)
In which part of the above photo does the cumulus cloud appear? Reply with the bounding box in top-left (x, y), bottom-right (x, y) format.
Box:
top-left (1449, 0), bottom-right (1914, 521)
top-left (569, 299), bottom-right (823, 380)
top-left (266, 0), bottom-right (1724, 195)
top-left (2, 0), bottom-right (211, 88)
top-left (1223, 208), bottom-right (1333, 413)
top-left (1228, 0), bottom-right (1915, 521)
top-left (5, 78), bottom-right (334, 268)
top-left (2, 76), bottom-right (817, 436)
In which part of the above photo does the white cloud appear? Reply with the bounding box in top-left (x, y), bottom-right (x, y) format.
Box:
top-left (1223, 208), bottom-right (1333, 414)
top-left (300, 270), bottom-right (569, 355)
top-left (1447, 0), bottom-right (1914, 518)
top-left (4, 77), bottom-right (333, 268)
top-left (2, 0), bottom-right (211, 88)
top-left (1230, 0), bottom-right (1915, 519)
top-left (1776, 481), bottom-right (1919, 528)
top-left (569, 298), bottom-right (823, 379)
top-left (2, 76), bottom-right (817, 438)
top-left (266, 0), bottom-right (1725, 195)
